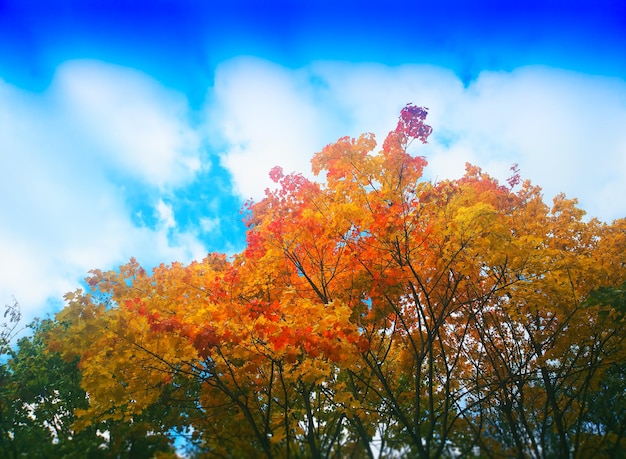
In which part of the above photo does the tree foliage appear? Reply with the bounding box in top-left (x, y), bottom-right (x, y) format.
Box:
top-left (0, 307), bottom-right (178, 458)
top-left (9, 104), bottom-right (626, 458)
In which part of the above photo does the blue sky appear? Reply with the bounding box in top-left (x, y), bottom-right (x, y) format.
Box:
top-left (1, 0), bottom-right (626, 323)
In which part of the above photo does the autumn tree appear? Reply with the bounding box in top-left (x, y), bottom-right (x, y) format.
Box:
top-left (0, 304), bottom-right (177, 459)
top-left (461, 196), bottom-right (626, 458)
top-left (47, 104), bottom-right (626, 458)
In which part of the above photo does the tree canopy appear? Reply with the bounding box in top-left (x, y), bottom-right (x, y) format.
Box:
top-left (4, 104), bottom-right (626, 458)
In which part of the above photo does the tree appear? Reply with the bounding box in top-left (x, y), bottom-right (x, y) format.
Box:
top-left (0, 305), bottom-right (176, 459)
top-left (576, 280), bottom-right (626, 457)
top-left (47, 104), bottom-right (626, 458)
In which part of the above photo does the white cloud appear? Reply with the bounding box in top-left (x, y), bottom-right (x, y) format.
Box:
top-left (0, 62), bottom-right (208, 325)
top-left (156, 199), bottom-right (176, 229)
top-left (449, 67), bottom-right (626, 219)
top-left (207, 57), bottom-right (337, 199)
top-left (52, 60), bottom-right (202, 189)
top-left (200, 216), bottom-right (221, 233)
top-left (210, 59), bottom-right (626, 222)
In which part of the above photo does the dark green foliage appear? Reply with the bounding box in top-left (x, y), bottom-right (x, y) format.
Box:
top-left (0, 315), bottom-right (176, 458)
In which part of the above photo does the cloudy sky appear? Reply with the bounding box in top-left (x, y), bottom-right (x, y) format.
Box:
top-left (1, 0), bottom-right (625, 323)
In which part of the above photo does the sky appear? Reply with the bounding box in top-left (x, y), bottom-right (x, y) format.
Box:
top-left (1, 0), bottom-right (626, 325)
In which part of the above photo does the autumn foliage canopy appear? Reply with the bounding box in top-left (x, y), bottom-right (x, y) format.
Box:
top-left (38, 105), bottom-right (626, 458)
